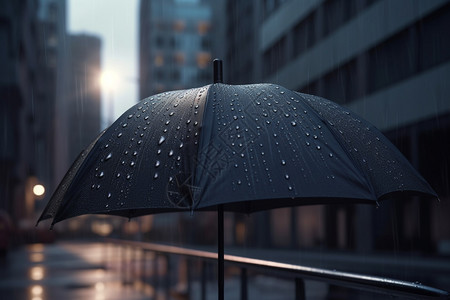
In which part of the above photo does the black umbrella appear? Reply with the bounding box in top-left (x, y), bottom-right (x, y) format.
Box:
top-left (38, 60), bottom-right (437, 300)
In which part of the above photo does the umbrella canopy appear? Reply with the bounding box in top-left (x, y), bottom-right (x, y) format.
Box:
top-left (38, 79), bottom-right (436, 225)
top-left (38, 60), bottom-right (437, 300)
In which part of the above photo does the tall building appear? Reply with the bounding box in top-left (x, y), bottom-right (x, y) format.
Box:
top-left (66, 34), bottom-right (102, 164)
top-left (35, 0), bottom-right (68, 211)
top-left (0, 0), bottom-right (68, 228)
top-left (0, 0), bottom-right (40, 222)
top-left (218, 0), bottom-right (450, 254)
top-left (139, 0), bottom-right (212, 99)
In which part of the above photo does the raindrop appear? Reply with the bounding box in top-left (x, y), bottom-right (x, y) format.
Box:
top-left (288, 186), bottom-right (293, 191)
top-left (291, 121), bottom-right (297, 126)
top-left (133, 151), bottom-right (138, 156)
top-left (157, 149), bottom-right (162, 155)
top-left (165, 120), bottom-right (170, 125)
top-left (233, 115), bottom-right (238, 120)
top-left (281, 160), bottom-right (286, 165)
top-left (126, 174), bottom-right (131, 180)
top-left (154, 173), bottom-right (159, 179)
top-left (117, 132), bottom-right (123, 138)
top-left (168, 150), bottom-right (174, 157)
top-left (237, 180), bottom-right (242, 185)
top-left (105, 153), bottom-right (112, 161)
top-left (306, 142), bottom-right (310, 146)
top-left (329, 153), bottom-right (333, 157)
top-left (122, 123), bottom-right (128, 128)
top-left (285, 174), bottom-right (290, 180)
top-left (186, 119), bottom-right (191, 124)
top-left (128, 114), bottom-right (133, 119)
top-left (130, 161), bottom-right (136, 167)
top-left (169, 112), bottom-right (175, 116)
top-left (98, 171), bottom-right (104, 178)
top-left (155, 160), bottom-right (161, 167)
top-left (116, 173), bottom-right (121, 178)
top-left (316, 145), bottom-right (321, 150)
top-left (158, 136), bottom-right (166, 145)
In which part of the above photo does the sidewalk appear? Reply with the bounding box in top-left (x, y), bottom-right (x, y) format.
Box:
top-left (0, 241), bottom-right (150, 300)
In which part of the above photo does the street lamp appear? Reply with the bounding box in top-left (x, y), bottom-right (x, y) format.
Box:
top-left (33, 184), bottom-right (45, 198)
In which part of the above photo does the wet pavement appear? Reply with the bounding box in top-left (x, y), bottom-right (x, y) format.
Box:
top-left (0, 241), bottom-right (150, 300)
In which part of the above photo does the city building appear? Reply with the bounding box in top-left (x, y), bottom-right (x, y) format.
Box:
top-left (139, 0), bottom-right (212, 99)
top-left (0, 0), bottom-right (40, 224)
top-left (217, 0), bottom-right (450, 254)
top-left (65, 34), bottom-right (102, 164)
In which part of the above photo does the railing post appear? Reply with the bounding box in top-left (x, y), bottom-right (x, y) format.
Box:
top-left (165, 254), bottom-right (171, 299)
top-left (201, 261), bottom-right (207, 300)
top-left (153, 252), bottom-right (159, 295)
top-left (240, 267), bottom-right (248, 300)
top-left (295, 278), bottom-right (306, 300)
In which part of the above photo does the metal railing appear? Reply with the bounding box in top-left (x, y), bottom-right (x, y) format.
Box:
top-left (104, 238), bottom-right (449, 299)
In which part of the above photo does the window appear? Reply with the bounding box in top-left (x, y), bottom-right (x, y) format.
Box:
top-left (367, 29), bottom-right (417, 94)
top-left (196, 52), bottom-right (211, 69)
top-left (263, 36), bottom-right (287, 77)
top-left (292, 12), bottom-right (316, 57)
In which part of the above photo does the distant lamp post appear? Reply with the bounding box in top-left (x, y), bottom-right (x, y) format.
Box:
top-left (33, 184), bottom-right (46, 198)
top-left (100, 70), bottom-right (119, 126)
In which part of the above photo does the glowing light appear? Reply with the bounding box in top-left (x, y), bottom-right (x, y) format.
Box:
top-left (100, 71), bottom-right (119, 90)
top-left (33, 184), bottom-right (45, 197)
top-left (30, 266), bottom-right (44, 280)
top-left (31, 285), bottom-right (43, 296)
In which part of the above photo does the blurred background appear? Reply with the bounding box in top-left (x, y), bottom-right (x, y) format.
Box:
top-left (1, 0), bottom-right (449, 292)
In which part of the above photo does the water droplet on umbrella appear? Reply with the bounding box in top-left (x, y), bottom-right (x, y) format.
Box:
top-left (154, 173), bottom-right (159, 179)
top-left (104, 144), bottom-right (109, 149)
top-left (237, 180), bottom-right (242, 185)
top-left (126, 174), bottom-right (131, 180)
top-left (306, 142), bottom-right (310, 146)
top-left (107, 192), bottom-right (112, 199)
top-left (98, 171), bottom-right (104, 178)
top-left (117, 132), bottom-right (123, 138)
top-left (233, 116), bottom-right (238, 120)
top-left (316, 145), bottom-right (321, 150)
top-left (122, 123), bottom-right (128, 128)
top-left (155, 160), bottom-right (160, 167)
top-left (169, 112), bottom-right (175, 116)
top-left (186, 119), bottom-right (191, 124)
top-left (285, 174), bottom-right (290, 179)
top-left (168, 150), bottom-right (174, 157)
top-left (130, 161), bottom-right (136, 167)
top-left (158, 136), bottom-right (166, 145)
top-left (128, 114), bottom-right (133, 119)
top-left (165, 120), bottom-right (170, 125)
top-left (329, 153), bottom-right (333, 157)
top-left (281, 160), bottom-right (286, 165)
top-left (105, 153), bottom-right (112, 160)
top-left (313, 135), bottom-right (318, 139)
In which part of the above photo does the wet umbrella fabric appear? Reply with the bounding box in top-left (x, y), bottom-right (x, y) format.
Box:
top-left (38, 80), bottom-right (437, 300)
top-left (38, 83), bottom-right (435, 224)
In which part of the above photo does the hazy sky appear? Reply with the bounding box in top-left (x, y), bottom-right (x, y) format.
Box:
top-left (68, 0), bottom-right (139, 129)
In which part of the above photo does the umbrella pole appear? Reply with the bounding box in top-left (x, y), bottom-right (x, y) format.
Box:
top-left (218, 204), bottom-right (224, 300)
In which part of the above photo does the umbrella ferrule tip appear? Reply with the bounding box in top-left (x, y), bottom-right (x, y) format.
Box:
top-left (213, 59), bottom-right (223, 84)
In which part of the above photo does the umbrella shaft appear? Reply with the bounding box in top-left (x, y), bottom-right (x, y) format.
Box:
top-left (218, 204), bottom-right (224, 300)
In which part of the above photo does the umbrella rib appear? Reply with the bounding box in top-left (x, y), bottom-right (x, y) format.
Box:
top-left (297, 92), bottom-right (377, 199)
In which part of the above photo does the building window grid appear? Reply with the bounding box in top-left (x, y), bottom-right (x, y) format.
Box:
top-left (282, 1), bottom-right (450, 105)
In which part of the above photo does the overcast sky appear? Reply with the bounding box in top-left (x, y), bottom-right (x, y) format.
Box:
top-left (68, 0), bottom-right (139, 129)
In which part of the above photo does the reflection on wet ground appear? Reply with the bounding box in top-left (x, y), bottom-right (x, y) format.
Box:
top-left (0, 242), bottom-right (150, 300)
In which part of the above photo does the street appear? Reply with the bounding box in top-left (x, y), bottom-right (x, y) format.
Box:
top-left (0, 242), bottom-right (149, 300)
